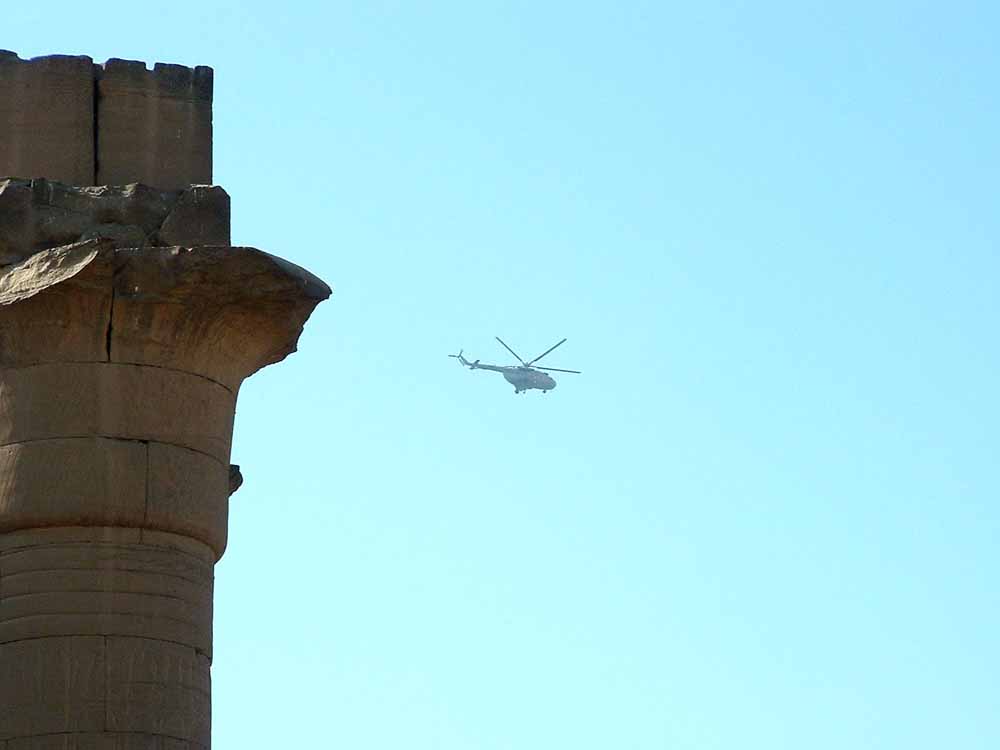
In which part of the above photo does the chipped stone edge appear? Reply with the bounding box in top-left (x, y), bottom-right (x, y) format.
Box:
top-left (0, 238), bottom-right (107, 305)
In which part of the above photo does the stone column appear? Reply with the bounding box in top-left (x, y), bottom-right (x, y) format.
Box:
top-left (0, 56), bottom-right (329, 749)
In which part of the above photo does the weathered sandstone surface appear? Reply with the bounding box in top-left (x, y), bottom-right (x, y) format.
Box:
top-left (0, 179), bottom-right (230, 264)
top-left (0, 51), bottom-right (212, 190)
top-left (0, 48), bottom-right (326, 748)
top-left (0, 234), bottom-right (329, 745)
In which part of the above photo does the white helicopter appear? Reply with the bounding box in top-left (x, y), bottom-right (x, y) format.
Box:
top-left (450, 337), bottom-right (581, 394)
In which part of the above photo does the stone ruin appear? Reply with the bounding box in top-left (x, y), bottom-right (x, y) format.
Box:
top-left (0, 52), bottom-right (330, 748)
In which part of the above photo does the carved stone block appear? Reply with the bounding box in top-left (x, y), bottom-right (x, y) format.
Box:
top-left (0, 636), bottom-right (107, 738)
top-left (97, 60), bottom-right (213, 190)
top-left (0, 528), bottom-right (214, 654)
top-left (147, 442), bottom-right (230, 558)
top-left (0, 52), bottom-right (95, 186)
top-left (106, 637), bottom-right (211, 745)
top-left (0, 362), bottom-right (237, 464)
top-left (0, 438), bottom-right (147, 533)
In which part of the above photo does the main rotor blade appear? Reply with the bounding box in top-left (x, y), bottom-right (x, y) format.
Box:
top-left (495, 337), bottom-right (526, 364)
top-left (535, 366), bottom-right (581, 374)
top-left (527, 338), bottom-right (567, 366)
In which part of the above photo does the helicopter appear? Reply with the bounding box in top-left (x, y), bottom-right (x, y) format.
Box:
top-left (450, 337), bottom-right (581, 394)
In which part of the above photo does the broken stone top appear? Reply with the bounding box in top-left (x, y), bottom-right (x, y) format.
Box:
top-left (0, 51), bottom-right (213, 100)
top-left (102, 57), bottom-right (214, 100)
top-left (0, 50), bottom-right (212, 188)
top-left (0, 177), bottom-right (230, 265)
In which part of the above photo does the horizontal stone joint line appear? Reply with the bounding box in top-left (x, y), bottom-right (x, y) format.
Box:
top-left (1, 531), bottom-right (223, 563)
top-left (107, 680), bottom-right (211, 699)
top-left (0, 565), bottom-right (211, 587)
top-left (0, 631), bottom-right (213, 659)
top-left (0, 610), bottom-right (204, 629)
top-left (1, 541), bottom-right (216, 567)
top-left (0, 435), bottom-right (229, 469)
top-left (0, 589), bottom-right (202, 605)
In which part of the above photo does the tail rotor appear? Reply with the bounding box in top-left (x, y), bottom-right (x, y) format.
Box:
top-left (449, 350), bottom-right (475, 368)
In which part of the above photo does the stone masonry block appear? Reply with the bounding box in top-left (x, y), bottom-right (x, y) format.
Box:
top-left (0, 180), bottom-right (232, 267)
top-left (0, 179), bottom-right (33, 265)
top-left (0, 363), bottom-right (237, 464)
top-left (147, 443), bottom-right (229, 559)
top-left (97, 60), bottom-right (213, 190)
top-left (157, 186), bottom-right (230, 247)
top-left (0, 636), bottom-right (106, 739)
top-left (0, 528), bottom-right (212, 578)
top-left (0, 239), bottom-right (113, 367)
top-left (106, 637), bottom-right (211, 745)
top-left (0, 529), bottom-right (214, 654)
top-left (0, 593), bottom-right (211, 657)
top-left (0, 525), bottom-right (141, 552)
top-left (0, 438), bottom-right (146, 534)
top-left (0, 558), bottom-right (212, 608)
top-left (138, 530), bottom-right (215, 563)
top-left (0, 532), bottom-right (214, 653)
top-left (0, 52), bottom-right (95, 185)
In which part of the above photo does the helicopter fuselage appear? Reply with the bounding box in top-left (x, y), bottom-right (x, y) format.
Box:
top-left (450, 339), bottom-right (578, 394)
top-left (460, 361), bottom-right (556, 392)
top-left (502, 367), bottom-right (556, 393)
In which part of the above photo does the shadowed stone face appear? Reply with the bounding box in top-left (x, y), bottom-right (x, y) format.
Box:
top-left (0, 52), bottom-right (95, 186)
top-left (97, 58), bottom-right (213, 189)
top-left (0, 52), bottom-right (329, 749)
top-left (0, 178), bottom-right (230, 265)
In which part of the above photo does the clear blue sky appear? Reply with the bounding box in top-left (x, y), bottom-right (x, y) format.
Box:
top-left (9, 2), bottom-right (1000, 747)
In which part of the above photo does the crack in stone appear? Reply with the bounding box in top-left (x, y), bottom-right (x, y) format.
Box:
top-left (104, 281), bottom-right (115, 361)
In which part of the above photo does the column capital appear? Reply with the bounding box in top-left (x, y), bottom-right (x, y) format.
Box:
top-left (0, 239), bottom-right (329, 555)
top-left (0, 238), bottom-right (330, 390)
